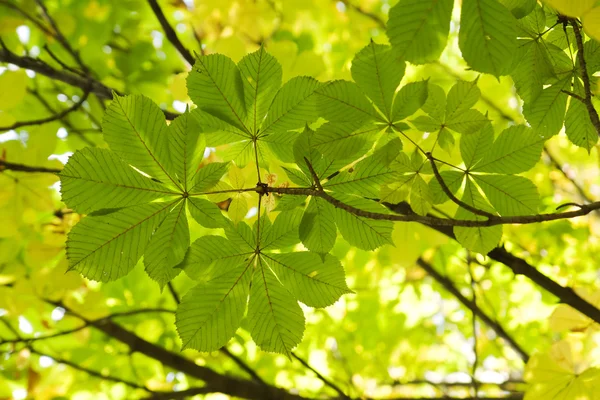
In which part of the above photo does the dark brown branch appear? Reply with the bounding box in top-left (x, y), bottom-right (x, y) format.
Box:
top-left (570, 19), bottom-right (600, 136)
top-left (147, 0), bottom-right (195, 65)
top-left (427, 153), bottom-right (495, 218)
top-left (262, 185), bottom-right (600, 227)
top-left (303, 157), bottom-right (323, 190)
top-left (0, 48), bottom-right (179, 120)
top-left (0, 159), bottom-right (61, 174)
top-left (416, 258), bottom-right (529, 362)
top-left (385, 203), bottom-right (600, 327)
top-left (143, 387), bottom-right (213, 400)
top-left (0, 90), bottom-right (90, 131)
top-left (561, 89), bottom-right (586, 103)
top-left (292, 353), bottom-right (349, 399)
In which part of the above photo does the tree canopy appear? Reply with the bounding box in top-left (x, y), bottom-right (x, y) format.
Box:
top-left (1, 0), bottom-right (600, 399)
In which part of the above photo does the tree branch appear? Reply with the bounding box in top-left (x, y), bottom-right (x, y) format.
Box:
top-left (0, 160), bottom-right (61, 174)
top-left (28, 346), bottom-right (150, 391)
top-left (262, 185), bottom-right (600, 228)
top-left (292, 353), bottom-right (349, 399)
top-left (561, 89), bottom-right (586, 103)
top-left (34, 0), bottom-right (88, 73)
top-left (0, 47), bottom-right (179, 120)
top-left (147, 0), bottom-right (195, 65)
top-left (384, 203), bottom-right (600, 327)
top-left (143, 387), bottom-right (213, 400)
top-left (570, 18), bottom-right (600, 136)
top-left (416, 258), bottom-right (529, 362)
top-left (0, 89), bottom-right (90, 131)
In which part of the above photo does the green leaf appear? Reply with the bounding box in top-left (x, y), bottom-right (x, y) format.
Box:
top-left (264, 252), bottom-right (351, 308)
top-left (391, 80), bottom-right (429, 122)
top-left (446, 109), bottom-right (489, 134)
top-left (176, 264), bottom-right (252, 351)
top-left (144, 201), bottom-right (188, 289)
top-left (299, 197), bottom-right (337, 255)
top-left (66, 201), bottom-right (174, 282)
top-left (510, 40), bottom-right (555, 103)
top-left (445, 79), bottom-right (481, 121)
top-left (191, 110), bottom-right (248, 146)
top-left (460, 122), bottom-right (494, 169)
top-left (275, 194), bottom-right (307, 211)
top-left (454, 179), bottom-right (502, 254)
top-left (187, 197), bottom-right (226, 228)
top-left (187, 54), bottom-right (249, 134)
top-left (261, 76), bottom-right (321, 134)
top-left (564, 80), bottom-right (599, 152)
top-left (333, 194), bottom-right (394, 251)
top-left (473, 174), bottom-right (539, 216)
top-left (190, 162), bottom-right (229, 193)
top-left (409, 174), bottom-right (433, 216)
top-left (315, 80), bottom-right (377, 122)
top-left (168, 111), bottom-right (205, 191)
top-left (238, 47), bottom-right (283, 134)
top-left (387, 0), bottom-right (454, 64)
top-left (102, 94), bottom-right (175, 186)
top-left (411, 115), bottom-right (441, 132)
top-left (324, 150), bottom-right (401, 198)
top-left (248, 261), bottom-right (305, 356)
top-left (260, 210), bottom-right (302, 250)
top-left (422, 83), bottom-right (446, 122)
top-left (473, 125), bottom-right (544, 174)
top-left (351, 42), bottom-right (405, 120)
top-left (522, 78), bottom-right (570, 138)
top-left (499, 0), bottom-right (536, 18)
top-left (312, 121), bottom-right (380, 161)
top-left (459, 0), bottom-right (518, 76)
top-left (60, 148), bottom-right (175, 214)
top-left (181, 235), bottom-right (254, 280)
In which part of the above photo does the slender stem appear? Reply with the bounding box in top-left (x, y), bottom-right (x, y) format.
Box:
top-left (147, 0), bottom-right (195, 65)
top-left (416, 258), bottom-right (529, 362)
top-left (292, 353), bottom-right (349, 399)
top-left (570, 18), bottom-right (600, 136)
top-left (0, 90), bottom-right (90, 131)
top-left (426, 153), bottom-right (494, 218)
top-left (28, 346), bottom-right (151, 391)
top-left (0, 160), bottom-right (61, 174)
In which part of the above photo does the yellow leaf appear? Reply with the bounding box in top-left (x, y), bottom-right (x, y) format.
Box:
top-left (0, 70), bottom-right (27, 110)
top-left (584, 7), bottom-right (600, 41)
top-left (549, 288), bottom-right (600, 332)
top-left (543, 0), bottom-right (597, 17)
top-left (229, 165), bottom-right (246, 189)
top-left (229, 195), bottom-right (248, 223)
top-left (169, 72), bottom-right (189, 101)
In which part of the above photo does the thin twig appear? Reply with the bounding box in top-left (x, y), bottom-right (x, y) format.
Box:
top-left (426, 153), bottom-right (495, 218)
top-left (0, 160), bottom-right (61, 174)
top-left (0, 47), bottom-right (179, 120)
top-left (147, 0), bottom-right (195, 65)
top-left (292, 353), bottom-right (349, 399)
top-left (561, 89), bottom-right (586, 103)
top-left (35, 0), bottom-right (88, 72)
top-left (570, 18), bottom-right (600, 136)
top-left (416, 258), bottom-right (529, 362)
top-left (0, 90), bottom-right (90, 131)
top-left (28, 346), bottom-right (151, 391)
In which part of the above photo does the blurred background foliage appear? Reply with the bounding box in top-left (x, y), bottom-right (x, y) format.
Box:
top-left (0, 0), bottom-right (600, 399)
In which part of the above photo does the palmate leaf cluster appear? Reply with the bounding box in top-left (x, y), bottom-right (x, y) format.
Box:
top-left (58, 0), bottom-right (600, 356)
